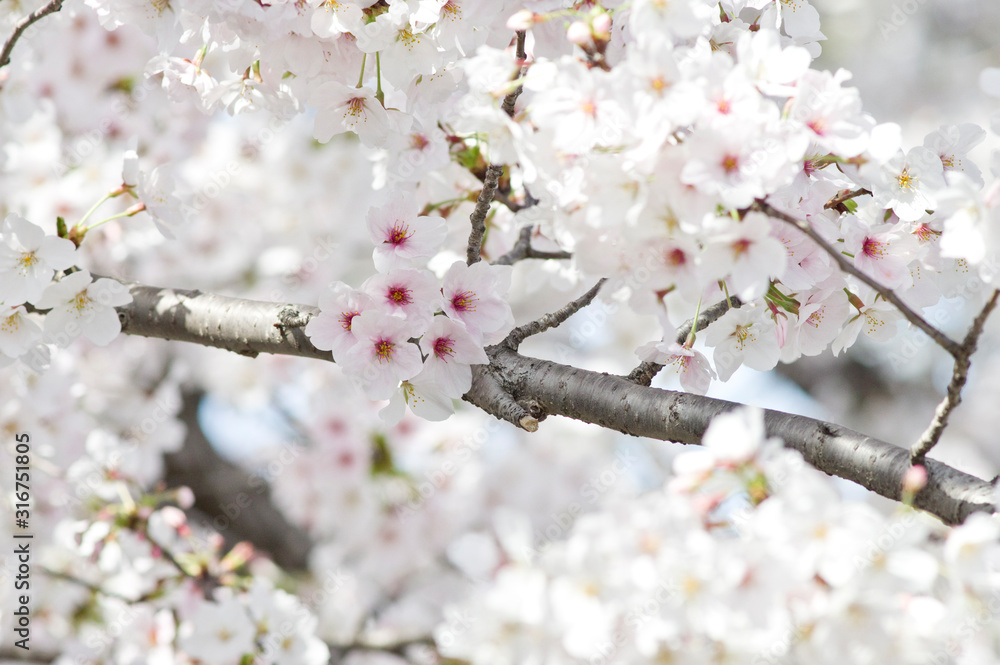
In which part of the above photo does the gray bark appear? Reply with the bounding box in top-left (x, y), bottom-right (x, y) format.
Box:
top-left (116, 281), bottom-right (997, 526)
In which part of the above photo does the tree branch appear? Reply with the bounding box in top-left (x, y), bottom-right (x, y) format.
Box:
top-left (501, 31), bottom-right (527, 118)
top-left (0, 0), bottom-right (64, 70)
top-left (823, 187), bottom-right (871, 211)
top-left (466, 164), bottom-right (504, 265)
top-left (502, 278), bottom-right (606, 350)
top-left (110, 280), bottom-right (997, 525)
top-left (475, 346), bottom-right (996, 525)
top-left (165, 390), bottom-right (313, 571)
top-left (752, 199), bottom-right (963, 358)
top-left (911, 289), bottom-right (1000, 463)
top-left (493, 225), bottom-right (573, 266)
top-left (627, 296), bottom-right (744, 386)
top-left (117, 282), bottom-right (328, 361)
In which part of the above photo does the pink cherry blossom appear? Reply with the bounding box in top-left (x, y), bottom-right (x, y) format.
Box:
top-left (367, 192), bottom-right (447, 273)
top-left (440, 261), bottom-right (514, 344)
top-left (304, 282), bottom-right (376, 361)
top-left (704, 306), bottom-right (780, 382)
top-left (416, 315), bottom-right (488, 399)
top-left (637, 340), bottom-right (716, 395)
top-left (338, 310), bottom-right (424, 399)
top-left (362, 268), bottom-right (441, 334)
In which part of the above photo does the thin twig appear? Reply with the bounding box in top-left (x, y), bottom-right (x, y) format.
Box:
top-left (627, 296), bottom-right (744, 386)
top-left (501, 31), bottom-right (527, 118)
top-left (493, 189), bottom-right (525, 212)
top-left (466, 163), bottom-right (504, 264)
top-left (0, 0), bottom-right (64, 69)
top-left (911, 289), bottom-right (1000, 463)
top-left (753, 199), bottom-right (963, 358)
top-left (493, 225), bottom-right (573, 266)
top-left (41, 567), bottom-right (144, 603)
top-left (823, 187), bottom-right (871, 211)
top-left (503, 278), bottom-right (606, 350)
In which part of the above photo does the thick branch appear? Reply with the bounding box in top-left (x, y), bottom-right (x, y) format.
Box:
top-left (112, 281), bottom-right (997, 524)
top-left (911, 289), bottom-right (1000, 463)
top-left (466, 164), bottom-right (504, 265)
top-left (475, 347), bottom-right (995, 525)
top-left (753, 200), bottom-right (963, 358)
top-left (0, 0), bottom-right (63, 69)
top-left (165, 390), bottom-right (313, 571)
top-left (117, 283), bottom-right (328, 360)
top-left (627, 296), bottom-right (744, 386)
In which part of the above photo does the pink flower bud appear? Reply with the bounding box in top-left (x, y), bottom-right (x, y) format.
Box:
top-left (175, 485), bottom-right (195, 509)
top-left (903, 465), bottom-right (928, 494)
top-left (592, 12), bottom-right (612, 39)
top-left (566, 21), bottom-right (591, 46)
top-left (507, 10), bottom-right (536, 31)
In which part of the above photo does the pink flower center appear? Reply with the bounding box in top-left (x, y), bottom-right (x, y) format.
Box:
top-left (862, 236), bottom-right (885, 259)
top-left (731, 238), bottom-right (751, 257)
top-left (374, 338), bottom-right (395, 363)
top-left (807, 118), bottom-right (826, 135)
top-left (433, 336), bottom-right (455, 361)
top-left (340, 310), bottom-right (359, 332)
top-left (410, 134), bottom-right (430, 151)
top-left (451, 290), bottom-right (477, 312)
top-left (722, 154), bottom-right (739, 174)
top-left (388, 286), bottom-right (412, 305)
top-left (385, 223), bottom-right (411, 246)
top-left (345, 97), bottom-right (366, 118)
top-left (914, 224), bottom-right (941, 243)
top-left (666, 248), bottom-right (687, 267)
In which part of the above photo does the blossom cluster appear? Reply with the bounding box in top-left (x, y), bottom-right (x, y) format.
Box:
top-left (1, 1), bottom-right (1000, 665)
top-left (436, 408), bottom-right (1000, 665)
top-left (59, 0), bottom-right (1000, 399)
top-left (0, 213), bottom-right (131, 365)
top-left (305, 191), bottom-right (513, 419)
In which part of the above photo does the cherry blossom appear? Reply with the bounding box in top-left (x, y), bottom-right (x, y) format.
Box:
top-left (362, 268), bottom-right (441, 333)
top-left (310, 82), bottom-right (394, 147)
top-left (704, 305), bottom-right (781, 381)
top-left (178, 593), bottom-right (256, 664)
top-left (864, 146), bottom-right (946, 223)
top-left (440, 261), bottom-right (514, 344)
top-left (0, 305), bottom-right (43, 358)
top-left (304, 281), bottom-right (377, 361)
top-left (841, 212), bottom-right (919, 290)
top-left (5, 2), bottom-right (1000, 664)
top-left (34, 271), bottom-right (133, 347)
top-left (637, 340), bottom-right (715, 395)
top-left (338, 309), bottom-right (424, 399)
top-left (0, 213), bottom-right (76, 306)
top-left (367, 192), bottom-right (447, 273)
top-left (416, 315), bottom-right (489, 399)
top-left (831, 288), bottom-right (902, 355)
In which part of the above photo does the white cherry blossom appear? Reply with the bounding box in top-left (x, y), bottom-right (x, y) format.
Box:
top-left (0, 214), bottom-right (76, 306)
top-left (34, 271), bottom-right (133, 347)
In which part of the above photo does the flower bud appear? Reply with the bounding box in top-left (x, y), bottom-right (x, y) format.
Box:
top-left (592, 12), bottom-right (612, 40)
top-left (507, 10), bottom-right (536, 31)
top-left (902, 465), bottom-right (928, 494)
top-left (566, 21), bottom-right (591, 46)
